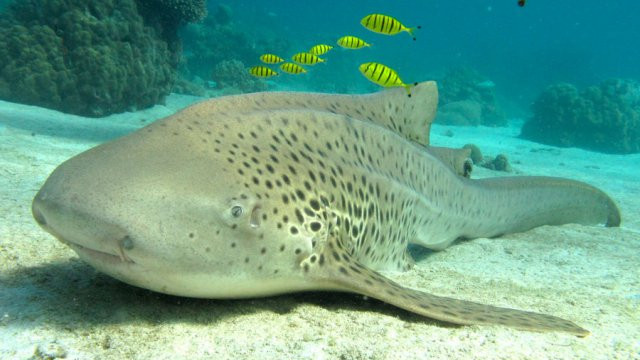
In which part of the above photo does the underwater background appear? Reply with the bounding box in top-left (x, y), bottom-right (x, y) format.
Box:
top-left (1, 1), bottom-right (639, 359)
top-left (1, 0), bottom-right (639, 152)
top-left (218, 0), bottom-right (640, 98)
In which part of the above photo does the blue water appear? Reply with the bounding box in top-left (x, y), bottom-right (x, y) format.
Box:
top-left (1, 0), bottom-right (638, 151)
top-left (223, 0), bottom-right (640, 106)
top-left (2, 0), bottom-right (638, 111)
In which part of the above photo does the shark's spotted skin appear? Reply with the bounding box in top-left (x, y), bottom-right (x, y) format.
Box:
top-left (32, 82), bottom-right (619, 336)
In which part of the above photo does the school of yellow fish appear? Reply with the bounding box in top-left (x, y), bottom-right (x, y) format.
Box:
top-left (248, 13), bottom-right (420, 96)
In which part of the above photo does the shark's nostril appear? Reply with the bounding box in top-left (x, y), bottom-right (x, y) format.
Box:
top-left (120, 235), bottom-right (134, 250)
top-left (250, 205), bottom-right (262, 228)
top-left (117, 235), bottom-right (135, 263)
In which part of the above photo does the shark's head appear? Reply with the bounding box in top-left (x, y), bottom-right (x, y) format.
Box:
top-left (32, 124), bottom-right (314, 298)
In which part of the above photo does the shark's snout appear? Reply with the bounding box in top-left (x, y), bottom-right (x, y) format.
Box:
top-left (32, 188), bottom-right (62, 238)
top-left (32, 184), bottom-right (134, 265)
top-left (32, 195), bottom-right (47, 227)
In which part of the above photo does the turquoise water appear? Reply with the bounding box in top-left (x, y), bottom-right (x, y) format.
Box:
top-left (1, 0), bottom-right (638, 136)
top-left (224, 0), bottom-right (639, 103)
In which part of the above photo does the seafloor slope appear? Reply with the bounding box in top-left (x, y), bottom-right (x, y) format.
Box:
top-left (1, 97), bottom-right (638, 359)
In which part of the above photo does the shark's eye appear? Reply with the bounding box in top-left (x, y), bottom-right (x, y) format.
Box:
top-left (231, 205), bottom-right (244, 218)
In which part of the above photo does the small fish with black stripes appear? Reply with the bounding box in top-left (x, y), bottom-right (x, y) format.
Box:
top-left (336, 35), bottom-right (371, 49)
top-left (309, 44), bottom-right (333, 56)
top-left (280, 62), bottom-right (307, 75)
top-left (359, 62), bottom-right (415, 96)
top-left (249, 65), bottom-right (278, 78)
top-left (291, 52), bottom-right (325, 65)
top-left (361, 13), bottom-right (421, 40)
top-left (260, 54), bottom-right (285, 64)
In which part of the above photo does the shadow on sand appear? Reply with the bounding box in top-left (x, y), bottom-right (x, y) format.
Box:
top-left (1, 258), bottom-right (456, 331)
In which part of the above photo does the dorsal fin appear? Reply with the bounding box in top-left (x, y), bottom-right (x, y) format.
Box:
top-left (172, 81), bottom-right (438, 145)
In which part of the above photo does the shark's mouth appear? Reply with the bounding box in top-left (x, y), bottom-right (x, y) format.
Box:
top-left (66, 241), bottom-right (135, 265)
top-left (32, 196), bottom-right (136, 265)
top-left (40, 218), bottom-right (136, 265)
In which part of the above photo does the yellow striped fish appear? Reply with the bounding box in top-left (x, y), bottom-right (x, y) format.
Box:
top-left (259, 54), bottom-right (285, 64)
top-left (279, 62), bottom-right (307, 75)
top-left (336, 35), bottom-right (371, 49)
top-left (361, 14), bottom-right (421, 40)
top-left (309, 44), bottom-right (333, 56)
top-left (358, 62), bottom-right (414, 96)
top-left (291, 52), bottom-right (325, 65)
top-left (248, 66), bottom-right (278, 78)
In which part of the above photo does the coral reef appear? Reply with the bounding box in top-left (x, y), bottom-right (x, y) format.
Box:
top-left (436, 67), bottom-right (507, 127)
top-left (153, 0), bottom-right (206, 23)
top-left (0, 0), bottom-right (185, 116)
top-left (463, 143), bottom-right (484, 164)
top-left (459, 143), bottom-right (511, 172)
top-left (521, 79), bottom-right (640, 153)
top-left (210, 60), bottom-right (267, 94)
top-left (178, 4), bottom-right (289, 93)
top-left (437, 100), bottom-right (482, 126)
top-left (212, 3), bottom-right (232, 26)
top-left (0, 0), bottom-right (208, 116)
top-left (480, 154), bottom-right (512, 172)
top-left (172, 77), bottom-right (206, 96)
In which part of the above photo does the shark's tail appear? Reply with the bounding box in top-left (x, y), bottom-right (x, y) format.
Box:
top-left (464, 176), bottom-right (620, 239)
top-left (412, 174), bottom-right (620, 251)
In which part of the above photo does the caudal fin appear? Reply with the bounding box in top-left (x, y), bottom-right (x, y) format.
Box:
top-left (453, 176), bottom-right (621, 242)
top-left (407, 25), bottom-right (422, 41)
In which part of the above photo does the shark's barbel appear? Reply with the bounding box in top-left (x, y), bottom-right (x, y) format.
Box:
top-left (32, 82), bottom-right (620, 336)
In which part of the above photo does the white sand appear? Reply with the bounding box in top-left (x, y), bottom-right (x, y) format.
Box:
top-left (1, 97), bottom-right (639, 360)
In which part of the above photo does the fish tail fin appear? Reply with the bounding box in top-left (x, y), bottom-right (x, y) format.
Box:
top-left (407, 26), bottom-right (421, 41)
top-left (403, 83), bottom-right (414, 97)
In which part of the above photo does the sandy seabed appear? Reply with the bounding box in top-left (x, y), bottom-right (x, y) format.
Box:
top-left (1, 96), bottom-right (639, 360)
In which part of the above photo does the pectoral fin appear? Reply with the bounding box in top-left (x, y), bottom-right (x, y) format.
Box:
top-left (302, 236), bottom-right (589, 336)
